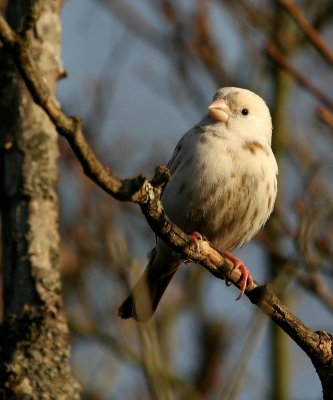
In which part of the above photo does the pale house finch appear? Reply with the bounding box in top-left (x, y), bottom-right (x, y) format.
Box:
top-left (119, 87), bottom-right (278, 321)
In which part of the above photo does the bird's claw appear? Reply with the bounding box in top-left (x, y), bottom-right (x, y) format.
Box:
top-left (223, 252), bottom-right (254, 300)
top-left (188, 231), bottom-right (203, 252)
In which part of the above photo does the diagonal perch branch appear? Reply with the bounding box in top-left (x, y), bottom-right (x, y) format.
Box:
top-left (1, 13), bottom-right (333, 396)
top-left (0, 11), bottom-right (245, 303)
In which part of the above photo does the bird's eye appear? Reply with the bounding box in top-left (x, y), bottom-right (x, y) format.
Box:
top-left (241, 108), bottom-right (249, 116)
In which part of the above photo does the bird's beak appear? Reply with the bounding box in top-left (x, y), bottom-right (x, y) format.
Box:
top-left (208, 99), bottom-right (230, 122)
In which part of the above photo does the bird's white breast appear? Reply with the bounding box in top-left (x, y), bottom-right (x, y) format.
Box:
top-left (162, 127), bottom-right (277, 252)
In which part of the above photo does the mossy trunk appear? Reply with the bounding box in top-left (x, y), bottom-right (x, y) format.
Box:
top-left (0, 1), bottom-right (80, 397)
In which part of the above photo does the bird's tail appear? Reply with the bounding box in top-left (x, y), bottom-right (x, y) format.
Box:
top-left (118, 246), bottom-right (181, 321)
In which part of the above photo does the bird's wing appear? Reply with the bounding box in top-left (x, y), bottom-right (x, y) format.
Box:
top-left (166, 135), bottom-right (186, 172)
top-left (167, 121), bottom-right (206, 173)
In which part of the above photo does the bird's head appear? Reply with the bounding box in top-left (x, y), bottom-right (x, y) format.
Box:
top-left (208, 87), bottom-right (273, 145)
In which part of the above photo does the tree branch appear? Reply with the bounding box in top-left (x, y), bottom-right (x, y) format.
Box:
top-left (317, 106), bottom-right (333, 130)
top-left (266, 41), bottom-right (333, 110)
top-left (1, 13), bottom-right (333, 396)
top-left (278, 0), bottom-right (333, 66)
top-left (0, 12), bottom-right (237, 290)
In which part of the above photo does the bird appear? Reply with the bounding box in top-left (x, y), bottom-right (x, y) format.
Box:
top-left (118, 87), bottom-right (278, 321)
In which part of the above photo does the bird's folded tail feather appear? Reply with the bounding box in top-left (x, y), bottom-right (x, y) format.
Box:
top-left (118, 247), bottom-right (181, 321)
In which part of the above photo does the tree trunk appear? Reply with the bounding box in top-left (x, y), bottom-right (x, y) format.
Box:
top-left (0, 1), bottom-right (80, 397)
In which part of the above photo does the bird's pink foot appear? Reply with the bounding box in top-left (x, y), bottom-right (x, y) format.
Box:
top-left (188, 231), bottom-right (203, 251)
top-left (223, 251), bottom-right (253, 299)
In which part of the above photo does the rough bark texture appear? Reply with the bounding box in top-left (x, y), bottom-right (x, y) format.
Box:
top-left (0, 1), bottom-right (80, 397)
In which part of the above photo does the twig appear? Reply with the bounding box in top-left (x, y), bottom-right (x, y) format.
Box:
top-left (97, 0), bottom-right (232, 87)
top-left (317, 107), bottom-right (333, 130)
top-left (266, 41), bottom-right (333, 110)
top-left (278, 0), bottom-right (333, 66)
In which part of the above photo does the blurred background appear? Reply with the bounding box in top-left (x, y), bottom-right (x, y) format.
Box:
top-left (57, 1), bottom-right (333, 399)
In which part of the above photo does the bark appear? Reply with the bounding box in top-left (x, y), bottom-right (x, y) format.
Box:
top-left (0, 1), bottom-right (80, 397)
